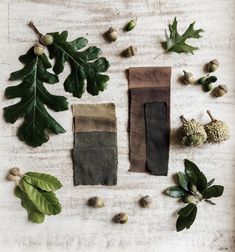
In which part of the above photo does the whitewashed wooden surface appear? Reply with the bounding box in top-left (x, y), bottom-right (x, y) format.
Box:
top-left (0, 0), bottom-right (235, 251)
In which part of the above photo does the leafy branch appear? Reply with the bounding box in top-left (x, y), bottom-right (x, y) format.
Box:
top-left (165, 159), bottom-right (224, 232)
top-left (7, 167), bottom-right (62, 224)
top-left (4, 22), bottom-right (110, 147)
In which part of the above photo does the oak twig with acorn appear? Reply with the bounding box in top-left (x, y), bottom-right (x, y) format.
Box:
top-left (165, 159), bottom-right (224, 232)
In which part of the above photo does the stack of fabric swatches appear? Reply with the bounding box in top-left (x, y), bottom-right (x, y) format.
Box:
top-left (72, 103), bottom-right (118, 186)
top-left (128, 67), bottom-right (171, 176)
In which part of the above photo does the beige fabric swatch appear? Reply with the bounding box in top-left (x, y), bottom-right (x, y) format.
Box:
top-left (72, 103), bottom-right (116, 119)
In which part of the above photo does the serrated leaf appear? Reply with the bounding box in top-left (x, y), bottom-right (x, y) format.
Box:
top-left (207, 178), bottom-right (215, 187)
top-left (47, 32), bottom-right (110, 98)
top-left (22, 179), bottom-right (61, 215)
top-left (15, 186), bottom-right (45, 224)
top-left (177, 172), bottom-right (189, 191)
top-left (4, 47), bottom-right (68, 147)
top-left (176, 204), bottom-right (197, 232)
top-left (203, 185), bottom-right (224, 199)
top-left (165, 186), bottom-right (188, 198)
top-left (184, 159), bottom-right (207, 193)
top-left (23, 172), bottom-right (62, 192)
top-left (164, 17), bottom-right (204, 54)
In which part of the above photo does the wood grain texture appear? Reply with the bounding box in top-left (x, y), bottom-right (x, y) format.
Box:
top-left (0, 0), bottom-right (235, 251)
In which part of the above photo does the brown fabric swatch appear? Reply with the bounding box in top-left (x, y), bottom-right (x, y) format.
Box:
top-left (74, 116), bottom-right (116, 133)
top-left (128, 67), bottom-right (171, 173)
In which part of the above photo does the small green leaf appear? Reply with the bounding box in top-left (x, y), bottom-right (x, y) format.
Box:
top-left (22, 180), bottom-right (61, 215)
top-left (176, 204), bottom-right (197, 232)
top-left (177, 172), bottom-right (189, 191)
top-left (15, 186), bottom-right (45, 224)
top-left (164, 17), bottom-right (204, 54)
top-left (178, 203), bottom-right (195, 216)
top-left (203, 185), bottom-right (224, 199)
top-left (207, 178), bottom-right (215, 187)
top-left (165, 186), bottom-right (188, 198)
top-left (184, 159), bottom-right (207, 193)
top-left (24, 172), bottom-right (62, 192)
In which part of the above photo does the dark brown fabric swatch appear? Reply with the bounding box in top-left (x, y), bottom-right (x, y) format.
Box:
top-left (128, 67), bottom-right (171, 173)
top-left (145, 102), bottom-right (169, 176)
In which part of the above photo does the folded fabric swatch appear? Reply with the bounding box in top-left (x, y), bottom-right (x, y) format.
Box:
top-left (145, 102), bottom-right (169, 176)
top-left (128, 67), bottom-right (171, 175)
top-left (72, 103), bottom-right (117, 186)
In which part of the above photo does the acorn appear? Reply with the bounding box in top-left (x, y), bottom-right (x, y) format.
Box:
top-left (9, 167), bottom-right (22, 176)
top-left (204, 110), bottom-right (230, 143)
top-left (125, 19), bottom-right (136, 31)
top-left (203, 83), bottom-right (213, 92)
top-left (179, 116), bottom-right (207, 146)
top-left (139, 195), bottom-right (152, 208)
top-left (113, 212), bottom-right (128, 224)
top-left (213, 85), bottom-right (228, 97)
top-left (183, 195), bottom-right (200, 204)
top-left (105, 27), bottom-right (118, 42)
top-left (40, 34), bottom-right (54, 46)
top-left (34, 42), bottom-right (44, 56)
top-left (88, 196), bottom-right (105, 208)
top-left (7, 173), bottom-right (18, 182)
top-left (183, 71), bottom-right (195, 85)
top-left (207, 59), bottom-right (219, 72)
top-left (122, 46), bottom-right (137, 57)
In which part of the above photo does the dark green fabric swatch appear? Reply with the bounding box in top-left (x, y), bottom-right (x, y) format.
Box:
top-left (73, 146), bottom-right (117, 185)
top-left (145, 102), bottom-right (169, 176)
top-left (74, 131), bottom-right (117, 148)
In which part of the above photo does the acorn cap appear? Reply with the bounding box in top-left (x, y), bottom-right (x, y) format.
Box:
top-left (204, 110), bottom-right (230, 143)
top-left (180, 116), bottom-right (207, 146)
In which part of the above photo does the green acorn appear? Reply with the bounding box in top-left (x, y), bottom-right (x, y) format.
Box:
top-left (183, 195), bottom-right (200, 204)
top-left (125, 19), bottom-right (136, 31)
top-left (40, 34), bottom-right (54, 45)
top-left (33, 42), bottom-right (44, 56)
top-left (204, 110), bottom-right (230, 143)
top-left (180, 116), bottom-right (207, 146)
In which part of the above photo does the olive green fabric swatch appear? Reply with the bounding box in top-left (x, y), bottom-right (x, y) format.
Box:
top-left (74, 116), bottom-right (116, 133)
top-left (145, 102), bottom-right (169, 176)
top-left (73, 146), bottom-right (117, 186)
top-left (74, 131), bottom-right (117, 148)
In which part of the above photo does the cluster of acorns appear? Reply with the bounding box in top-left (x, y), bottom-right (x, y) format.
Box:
top-left (179, 110), bottom-right (230, 147)
top-left (183, 59), bottom-right (228, 97)
top-left (104, 19), bottom-right (137, 57)
top-left (87, 195), bottom-right (152, 224)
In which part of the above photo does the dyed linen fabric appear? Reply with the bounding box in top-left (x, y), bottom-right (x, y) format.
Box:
top-left (73, 147), bottom-right (117, 186)
top-left (72, 103), bottom-right (117, 186)
top-left (128, 67), bottom-right (171, 174)
top-left (74, 116), bottom-right (116, 133)
top-left (145, 102), bottom-right (169, 176)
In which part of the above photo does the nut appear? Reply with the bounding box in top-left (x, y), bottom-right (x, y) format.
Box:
top-left (139, 195), bottom-right (152, 208)
top-left (207, 59), bottom-right (219, 72)
top-left (113, 212), bottom-right (128, 224)
top-left (88, 196), bottom-right (105, 208)
top-left (213, 85), bottom-right (228, 97)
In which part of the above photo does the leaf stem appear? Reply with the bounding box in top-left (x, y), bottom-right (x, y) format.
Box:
top-left (153, 49), bottom-right (168, 60)
top-left (205, 199), bottom-right (216, 205)
top-left (28, 21), bottom-right (42, 39)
